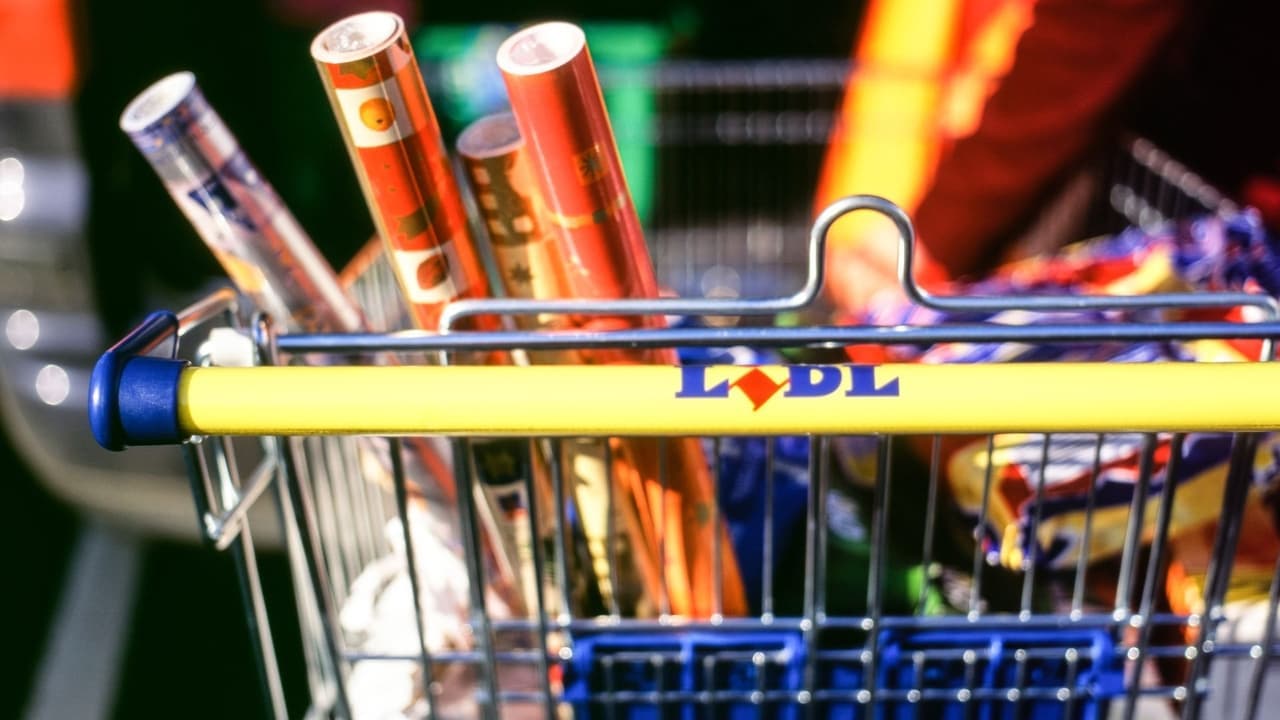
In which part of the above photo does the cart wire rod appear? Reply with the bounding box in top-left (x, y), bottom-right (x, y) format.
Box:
top-left (276, 319), bottom-right (1280, 355)
top-left (200, 446), bottom-right (279, 551)
top-left (254, 315), bottom-right (354, 719)
top-left (433, 195), bottom-right (1278, 341)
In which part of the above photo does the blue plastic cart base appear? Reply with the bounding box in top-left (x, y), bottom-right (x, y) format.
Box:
top-left (562, 626), bottom-right (1123, 720)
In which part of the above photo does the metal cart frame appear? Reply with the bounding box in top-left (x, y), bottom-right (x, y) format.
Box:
top-left (90, 61), bottom-right (1280, 720)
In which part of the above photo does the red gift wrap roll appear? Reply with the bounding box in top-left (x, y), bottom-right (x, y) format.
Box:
top-left (312, 11), bottom-right (495, 332)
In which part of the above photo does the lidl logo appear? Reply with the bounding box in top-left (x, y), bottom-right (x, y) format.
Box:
top-left (675, 365), bottom-right (900, 411)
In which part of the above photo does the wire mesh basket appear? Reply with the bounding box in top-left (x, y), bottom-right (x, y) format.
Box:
top-left (90, 59), bottom-right (1279, 720)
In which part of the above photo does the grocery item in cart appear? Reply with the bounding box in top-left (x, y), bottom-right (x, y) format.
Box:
top-left (1163, 503), bottom-right (1280, 715)
top-left (122, 69), bottom-right (469, 505)
top-left (497, 21), bottom-right (656, 308)
top-left (311, 10), bottom-right (496, 333)
top-left (120, 71), bottom-right (363, 335)
top-left (498, 21), bottom-right (748, 618)
top-left (459, 111), bottom-right (646, 617)
top-left (313, 11), bottom-right (547, 620)
top-left (842, 211), bottom-right (1280, 570)
top-left (119, 69), bottom-right (460, 508)
top-left (457, 112), bottom-right (664, 617)
top-left (120, 66), bottom-right (534, 697)
top-left (342, 502), bottom-right (543, 720)
top-left (946, 431), bottom-right (1280, 570)
top-left (455, 112), bottom-right (576, 353)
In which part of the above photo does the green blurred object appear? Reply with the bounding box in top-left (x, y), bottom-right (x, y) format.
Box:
top-left (414, 22), bottom-right (669, 224)
top-left (779, 485), bottom-right (951, 619)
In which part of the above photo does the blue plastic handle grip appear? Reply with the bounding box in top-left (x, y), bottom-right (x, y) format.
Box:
top-left (89, 311), bottom-right (189, 451)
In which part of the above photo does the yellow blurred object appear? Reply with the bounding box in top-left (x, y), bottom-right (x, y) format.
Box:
top-left (815, 0), bottom-right (1035, 310)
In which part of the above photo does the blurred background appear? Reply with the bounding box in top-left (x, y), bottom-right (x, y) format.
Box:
top-left (5, 0), bottom-right (1280, 718)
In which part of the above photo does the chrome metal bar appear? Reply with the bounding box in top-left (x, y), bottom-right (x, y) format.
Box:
top-left (183, 436), bottom-right (217, 546)
top-left (254, 315), bottom-right (353, 719)
top-left (800, 436), bottom-right (822, 718)
top-left (519, 441), bottom-right (556, 719)
top-left (761, 436), bottom-right (776, 620)
top-left (1071, 435), bottom-right (1106, 616)
top-left (813, 437), bottom-right (831, 623)
top-left (1242, 552), bottom-right (1280, 720)
top-left (342, 438), bottom-right (381, 572)
top-left (1020, 434), bottom-right (1053, 617)
top-left (658, 437), bottom-right (672, 618)
top-left (970, 435), bottom-right (997, 619)
top-left (275, 463), bottom-right (332, 717)
top-left (207, 453), bottom-right (277, 551)
top-left (918, 435), bottom-right (942, 615)
top-left (202, 431), bottom-right (288, 719)
top-left (451, 438), bottom-right (501, 720)
top-left (1182, 433), bottom-right (1261, 720)
top-left (229, 519), bottom-right (289, 720)
top-left (1011, 648), bottom-right (1029, 714)
top-left (603, 439), bottom-right (621, 619)
top-left (1123, 434), bottom-right (1184, 720)
top-left (303, 436), bottom-right (349, 610)
top-left (277, 319), bottom-right (1280, 355)
top-left (1062, 648), bottom-right (1080, 718)
top-left (712, 436), bottom-right (724, 619)
top-left (961, 649), bottom-right (979, 720)
top-left (326, 437), bottom-right (373, 577)
top-left (279, 436), bottom-right (353, 719)
top-left (1115, 435), bottom-right (1158, 619)
top-left (436, 195), bottom-right (1277, 334)
top-left (388, 437), bottom-right (441, 720)
top-left (863, 437), bottom-right (894, 704)
top-left (548, 440), bottom-right (574, 624)
top-left (176, 286), bottom-right (241, 336)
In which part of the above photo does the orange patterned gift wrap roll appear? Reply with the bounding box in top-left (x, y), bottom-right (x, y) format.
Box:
top-left (459, 114), bottom-right (661, 616)
top-left (498, 22), bottom-right (747, 618)
top-left (314, 12), bottom-right (539, 615)
top-left (311, 11), bottom-right (496, 334)
top-left (456, 113), bottom-right (576, 343)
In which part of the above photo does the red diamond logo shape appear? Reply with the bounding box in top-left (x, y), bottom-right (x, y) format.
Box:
top-left (731, 368), bottom-right (789, 411)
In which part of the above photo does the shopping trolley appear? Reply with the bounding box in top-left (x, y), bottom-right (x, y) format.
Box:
top-left (89, 196), bottom-right (1280, 719)
top-left (89, 61), bottom-right (1280, 720)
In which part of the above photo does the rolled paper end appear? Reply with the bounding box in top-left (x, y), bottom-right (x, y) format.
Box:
top-left (119, 71), bottom-right (196, 134)
top-left (456, 113), bottom-right (522, 160)
top-left (496, 21), bottom-right (586, 77)
top-left (310, 10), bottom-right (403, 64)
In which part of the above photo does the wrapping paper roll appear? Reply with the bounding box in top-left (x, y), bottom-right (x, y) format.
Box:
top-left (121, 72), bottom-right (460, 505)
top-left (314, 14), bottom-right (534, 617)
top-left (459, 114), bottom-right (660, 616)
top-left (498, 22), bottom-right (747, 618)
top-left (311, 11), bottom-right (495, 332)
top-left (120, 71), bottom-right (363, 334)
top-left (496, 22), bottom-right (655, 306)
top-left (456, 113), bottom-right (575, 339)
top-left (124, 66), bottom-right (521, 637)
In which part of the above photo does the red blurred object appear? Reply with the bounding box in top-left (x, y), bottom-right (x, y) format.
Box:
top-left (0, 0), bottom-right (77, 98)
top-left (1242, 175), bottom-right (1280, 231)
